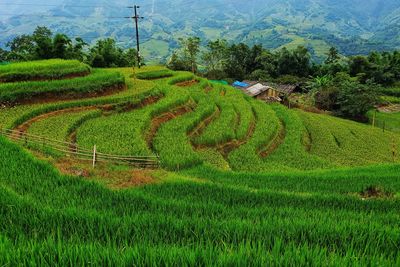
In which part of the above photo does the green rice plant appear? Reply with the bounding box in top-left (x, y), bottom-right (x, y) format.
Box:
top-left (0, 59), bottom-right (91, 82)
top-left (153, 97), bottom-right (216, 169)
top-left (228, 101), bottom-right (280, 171)
top-left (0, 69), bottom-right (158, 130)
top-left (196, 148), bottom-right (231, 170)
top-left (192, 87), bottom-right (237, 146)
top-left (230, 92), bottom-right (254, 140)
top-left (1, 135), bottom-right (400, 265)
top-left (381, 86), bottom-right (400, 97)
top-left (167, 72), bottom-right (195, 85)
top-left (263, 105), bottom-right (331, 170)
top-left (135, 69), bottom-right (174, 80)
top-left (76, 86), bottom-right (190, 156)
top-left (185, 163), bottom-right (400, 194)
top-left (298, 110), bottom-right (400, 166)
top-left (191, 83), bottom-right (254, 147)
top-left (0, 69), bottom-right (125, 104)
top-left (381, 95), bottom-right (400, 104)
top-left (27, 109), bottom-right (102, 142)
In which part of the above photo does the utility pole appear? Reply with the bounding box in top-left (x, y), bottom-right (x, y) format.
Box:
top-left (127, 5), bottom-right (144, 68)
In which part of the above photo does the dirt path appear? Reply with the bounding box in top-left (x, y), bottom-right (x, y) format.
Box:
top-left (303, 127), bottom-right (312, 152)
top-left (146, 103), bottom-right (195, 150)
top-left (217, 119), bottom-right (256, 158)
top-left (176, 80), bottom-right (199, 87)
top-left (66, 95), bottom-right (163, 144)
top-left (259, 120), bottom-right (286, 158)
top-left (191, 108), bottom-right (257, 159)
top-left (378, 104), bottom-right (400, 113)
top-left (45, 154), bottom-right (158, 189)
top-left (189, 106), bottom-right (220, 138)
top-left (14, 95), bottom-right (163, 140)
top-left (9, 84), bottom-right (127, 107)
top-left (14, 106), bottom-right (99, 137)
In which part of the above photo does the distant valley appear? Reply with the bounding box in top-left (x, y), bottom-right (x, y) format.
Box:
top-left (1, 0), bottom-right (400, 63)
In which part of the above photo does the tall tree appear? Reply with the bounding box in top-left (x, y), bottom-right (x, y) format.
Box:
top-left (68, 38), bottom-right (88, 61)
top-left (32, 26), bottom-right (53, 59)
top-left (179, 37), bottom-right (201, 73)
top-left (52, 34), bottom-right (71, 59)
top-left (202, 39), bottom-right (228, 74)
top-left (325, 47), bottom-right (340, 64)
top-left (0, 48), bottom-right (9, 62)
top-left (6, 35), bottom-right (35, 61)
top-left (225, 43), bottom-right (251, 80)
top-left (256, 49), bottom-right (277, 77)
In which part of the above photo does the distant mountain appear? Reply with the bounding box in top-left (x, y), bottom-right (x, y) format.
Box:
top-left (1, 0), bottom-right (399, 63)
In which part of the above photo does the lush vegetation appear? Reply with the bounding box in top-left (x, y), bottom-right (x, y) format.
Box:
top-left (0, 69), bottom-right (125, 105)
top-left (0, 59), bottom-right (91, 82)
top-left (168, 37), bottom-right (399, 120)
top-left (1, 64), bottom-right (400, 265)
top-left (0, 26), bottom-right (138, 68)
top-left (27, 110), bottom-right (101, 141)
top-left (367, 110), bottom-right (400, 133)
top-left (135, 69), bottom-right (174, 80)
top-left (298, 110), bottom-right (399, 166)
top-left (1, 135), bottom-right (400, 265)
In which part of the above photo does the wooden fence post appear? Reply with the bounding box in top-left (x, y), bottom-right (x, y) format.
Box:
top-left (392, 138), bottom-right (397, 163)
top-left (372, 110), bottom-right (376, 127)
top-left (92, 145), bottom-right (97, 168)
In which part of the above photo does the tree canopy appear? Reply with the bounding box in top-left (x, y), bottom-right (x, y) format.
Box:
top-left (1, 26), bottom-right (138, 68)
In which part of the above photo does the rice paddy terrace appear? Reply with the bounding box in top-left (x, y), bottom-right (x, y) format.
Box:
top-left (1, 60), bottom-right (400, 265)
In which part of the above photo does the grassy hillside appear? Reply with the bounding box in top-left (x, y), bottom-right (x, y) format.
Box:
top-left (0, 60), bottom-right (125, 105)
top-left (1, 63), bottom-right (399, 170)
top-left (1, 62), bottom-right (400, 265)
top-left (1, 127), bottom-right (400, 265)
top-left (0, 59), bottom-right (91, 82)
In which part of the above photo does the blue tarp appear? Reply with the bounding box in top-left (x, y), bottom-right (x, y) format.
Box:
top-left (232, 81), bottom-right (249, 88)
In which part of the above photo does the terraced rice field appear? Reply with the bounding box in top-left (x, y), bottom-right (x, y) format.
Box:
top-left (1, 62), bottom-right (400, 265)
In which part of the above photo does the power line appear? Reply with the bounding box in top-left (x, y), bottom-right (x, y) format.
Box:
top-left (0, 0), bottom-right (236, 17)
top-left (127, 5), bottom-right (144, 68)
top-left (0, 0), bottom-right (192, 9)
top-left (0, 13), bottom-right (129, 19)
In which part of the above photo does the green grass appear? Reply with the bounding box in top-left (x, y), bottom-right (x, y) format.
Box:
top-left (76, 86), bottom-right (190, 156)
top-left (367, 110), bottom-right (400, 133)
top-left (0, 69), bottom-right (125, 105)
top-left (135, 69), bottom-right (174, 80)
top-left (2, 64), bottom-right (400, 265)
top-left (192, 87), bottom-right (237, 146)
top-left (298, 110), bottom-right (400, 166)
top-left (228, 101), bottom-right (279, 172)
top-left (0, 68), bottom-right (160, 131)
top-left (1, 135), bottom-right (400, 265)
top-left (381, 86), bottom-right (400, 97)
top-left (0, 59), bottom-right (91, 82)
top-left (27, 109), bottom-right (101, 142)
top-left (382, 95), bottom-right (400, 104)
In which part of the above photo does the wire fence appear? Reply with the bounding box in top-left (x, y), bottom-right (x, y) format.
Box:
top-left (0, 128), bottom-right (160, 169)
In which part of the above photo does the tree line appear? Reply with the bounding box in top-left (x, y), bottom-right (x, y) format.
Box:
top-left (0, 26), bottom-right (138, 68)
